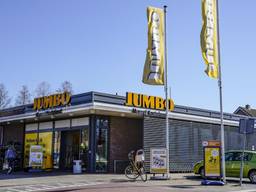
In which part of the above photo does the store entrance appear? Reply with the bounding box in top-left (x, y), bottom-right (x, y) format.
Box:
top-left (60, 130), bottom-right (80, 170)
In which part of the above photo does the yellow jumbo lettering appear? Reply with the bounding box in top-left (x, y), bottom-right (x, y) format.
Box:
top-left (126, 92), bottom-right (175, 111)
top-left (48, 95), bottom-right (53, 108)
top-left (56, 94), bottom-right (62, 106)
top-left (65, 93), bottom-right (71, 105)
top-left (33, 92), bottom-right (72, 111)
top-left (61, 93), bottom-right (65, 105)
top-left (43, 96), bottom-right (49, 109)
top-left (169, 99), bottom-right (175, 111)
top-left (33, 98), bottom-right (38, 110)
top-left (155, 97), bottom-right (165, 110)
top-left (40, 98), bottom-right (44, 109)
top-left (133, 93), bottom-right (142, 107)
top-left (142, 95), bottom-right (155, 109)
top-left (53, 94), bottom-right (57, 107)
top-left (125, 92), bottom-right (133, 106)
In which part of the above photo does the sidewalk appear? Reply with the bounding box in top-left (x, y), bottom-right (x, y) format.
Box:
top-left (0, 172), bottom-right (195, 187)
top-left (0, 172), bottom-right (255, 192)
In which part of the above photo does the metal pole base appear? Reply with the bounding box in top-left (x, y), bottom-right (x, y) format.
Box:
top-left (150, 174), bottom-right (170, 180)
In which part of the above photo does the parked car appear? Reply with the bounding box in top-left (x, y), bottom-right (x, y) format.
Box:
top-left (193, 150), bottom-right (256, 183)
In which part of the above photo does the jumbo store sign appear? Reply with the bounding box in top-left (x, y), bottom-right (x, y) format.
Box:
top-left (125, 92), bottom-right (174, 111)
top-left (33, 92), bottom-right (71, 110)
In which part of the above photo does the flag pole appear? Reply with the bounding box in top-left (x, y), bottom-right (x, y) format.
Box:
top-left (163, 5), bottom-right (170, 179)
top-left (216, 0), bottom-right (226, 183)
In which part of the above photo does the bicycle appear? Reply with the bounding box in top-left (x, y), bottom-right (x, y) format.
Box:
top-left (124, 149), bottom-right (147, 182)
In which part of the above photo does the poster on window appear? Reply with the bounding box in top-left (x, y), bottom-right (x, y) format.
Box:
top-left (204, 146), bottom-right (221, 177)
top-left (24, 132), bottom-right (53, 169)
top-left (150, 148), bottom-right (167, 174)
top-left (29, 145), bottom-right (43, 168)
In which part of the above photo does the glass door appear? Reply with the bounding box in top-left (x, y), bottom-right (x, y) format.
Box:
top-left (59, 130), bottom-right (80, 170)
top-left (53, 128), bottom-right (89, 171)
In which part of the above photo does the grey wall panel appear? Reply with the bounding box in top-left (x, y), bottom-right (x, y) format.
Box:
top-left (143, 116), bottom-right (166, 172)
top-left (143, 115), bottom-right (254, 173)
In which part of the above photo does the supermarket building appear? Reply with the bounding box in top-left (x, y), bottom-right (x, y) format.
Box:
top-left (0, 91), bottom-right (255, 173)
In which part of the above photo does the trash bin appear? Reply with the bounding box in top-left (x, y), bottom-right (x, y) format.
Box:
top-left (73, 160), bottom-right (82, 174)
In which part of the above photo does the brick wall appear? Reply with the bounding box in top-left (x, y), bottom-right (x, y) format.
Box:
top-left (109, 117), bottom-right (143, 173)
top-left (3, 123), bottom-right (24, 145)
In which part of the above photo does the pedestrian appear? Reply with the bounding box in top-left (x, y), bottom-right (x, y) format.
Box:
top-left (5, 144), bottom-right (16, 174)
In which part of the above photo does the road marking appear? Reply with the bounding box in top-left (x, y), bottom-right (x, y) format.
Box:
top-left (231, 190), bottom-right (256, 192)
top-left (0, 182), bottom-right (104, 192)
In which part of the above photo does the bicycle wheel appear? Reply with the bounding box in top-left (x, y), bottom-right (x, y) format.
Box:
top-left (125, 165), bottom-right (139, 180)
top-left (139, 166), bottom-right (147, 182)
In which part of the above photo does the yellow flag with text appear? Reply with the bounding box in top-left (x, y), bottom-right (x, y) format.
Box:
top-left (142, 7), bottom-right (165, 85)
top-left (201, 0), bottom-right (219, 79)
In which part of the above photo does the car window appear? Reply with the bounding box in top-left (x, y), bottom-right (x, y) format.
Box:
top-left (232, 152), bottom-right (242, 161)
top-left (225, 152), bottom-right (234, 161)
top-left (231, 152), bottom-right (253, 161)
top-left (244, 153), bottom-right (253, 161)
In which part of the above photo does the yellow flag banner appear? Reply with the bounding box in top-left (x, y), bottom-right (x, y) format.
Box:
top-left (142, 7), bottom-right (165, 85)
top-left (201, 0), bottom-right (219, 79)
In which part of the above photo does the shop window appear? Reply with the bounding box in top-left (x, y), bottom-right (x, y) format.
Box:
top-left (80, 128), bottom-right (89, 171)
top-left (53, 131), bottom-right (61, 169)
top-left (95, 117), bottom-right (109, 172)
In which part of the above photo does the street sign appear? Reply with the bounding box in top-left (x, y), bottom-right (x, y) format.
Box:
top-left (238, 118), bottom-right (254, 186)
top-left (246, 119), bottom-right (255, 134)
top-left (202, 140), bottom-right (220, 147)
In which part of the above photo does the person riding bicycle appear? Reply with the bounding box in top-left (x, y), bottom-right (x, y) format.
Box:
top-left (5, 144), bottom-right (16, 174)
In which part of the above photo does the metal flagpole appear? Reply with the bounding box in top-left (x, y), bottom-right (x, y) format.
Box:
top-left (216, 0), bottom-right (226, 183)
top-left (163, 5), bottom-right (170, 179)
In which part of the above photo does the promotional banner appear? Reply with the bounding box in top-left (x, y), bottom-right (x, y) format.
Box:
top-left (150, 148), bottom-right (167, 173)
top-left (201, 0), bottom-right (219, 79)
top-left (142, 6), bottom-right (165, 85)
top-left (204, 146), bottom-right (221, 177)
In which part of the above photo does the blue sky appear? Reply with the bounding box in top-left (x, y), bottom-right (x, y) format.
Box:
top-left (0, 0), bottom-right (256, 113)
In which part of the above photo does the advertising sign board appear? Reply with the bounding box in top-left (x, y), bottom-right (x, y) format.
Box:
top-left (204, 146), bottom-right (221, 177)
top-left (150, 148), bottom-right (167, 174)
top-left (29, 145), bottom-right (43, 168)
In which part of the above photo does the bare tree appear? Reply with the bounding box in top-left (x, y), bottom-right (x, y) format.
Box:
top-left (35, 81), bottom-right (51, 97)
top-left (15, 85), bottom-right (31, 106)
top-left (56, 81), bottom-right (73, 94)
top-left (0, 83), bottom-right (11, 109)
